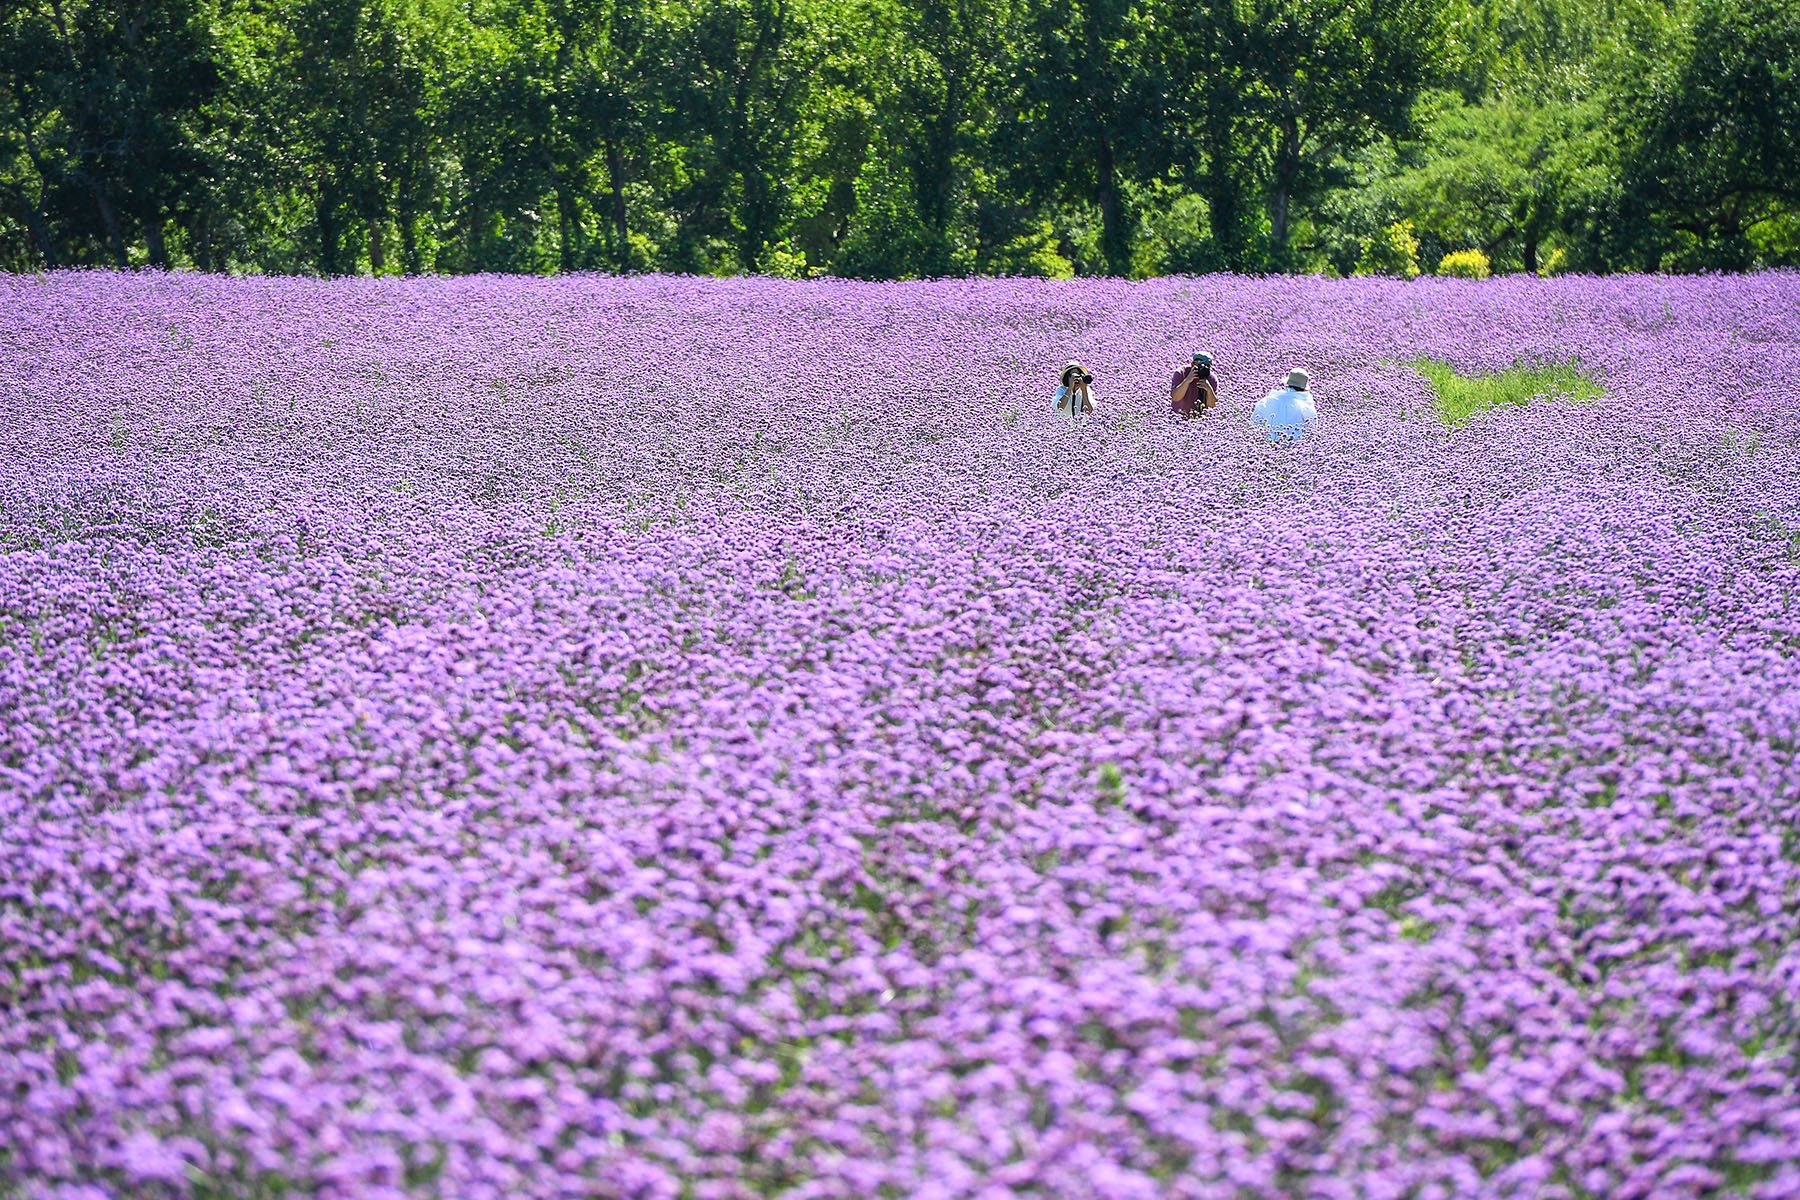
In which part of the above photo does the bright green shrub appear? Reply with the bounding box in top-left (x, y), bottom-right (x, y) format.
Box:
top-left (1355, 221), bottom-right (1421, 278)
top-left (1437, 249), bottom-right (1492, 279)
top-left (761, 240), bottom-right (817, 279)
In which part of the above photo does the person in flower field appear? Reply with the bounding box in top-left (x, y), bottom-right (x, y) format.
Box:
top-left (1253, 367), bottom-right (1318, 442)
top-left (1170, 350), bottom-right (1220, 419)
top-left (1055, 361), bottom-right (1097, 427)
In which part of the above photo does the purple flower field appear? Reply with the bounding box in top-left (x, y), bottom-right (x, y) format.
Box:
top-left (2, 270), bottom-right (1799, 1200)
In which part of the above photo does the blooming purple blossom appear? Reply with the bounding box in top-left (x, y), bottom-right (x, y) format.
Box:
top-left (2, 270), bottom-right (1799, 1198)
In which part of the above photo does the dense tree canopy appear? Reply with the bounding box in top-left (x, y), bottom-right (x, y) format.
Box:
top-left (1, 0), bottom-right (1795, 275)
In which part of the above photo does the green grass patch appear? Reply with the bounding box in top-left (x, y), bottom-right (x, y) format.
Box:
top-left (1412, 357), bottom-right (1603, 425)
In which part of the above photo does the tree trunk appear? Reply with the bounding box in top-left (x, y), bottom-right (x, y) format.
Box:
top-left (930, 131), bottom-right (958, 275)
top-left (1267, 61), bottom-right (1302, 265)
top-left (11, 145), bottom-right (62, 267)
top-left (1200, 96), bottom-right (1255, 273)
top-left (92, 182), bottom-right (129, 267)
top-left (401, 215), bottom-right (420, 275)
top-left (933, 159), bottom-right (954, 234)
top-left (368, 221), bottom-right (385, 273)
top-left (925, 98), bottom-right (957, 237)
top-left (604, 136), bottom-right (630, 270)
top-left (1205, 178), bottom-right (1244, 270)
top-left (737, 158), bottom-right (770, 273)
top-left (1270, 113), bottom-right (1299, 261)
top-left (1523, 237), bottom-right (1539, 275)
top-left (14, 187), bottom-right (59, 267)
top-left (1096, 134), bottom-right (1126, 276)
top-left (146, 217), bottom-right (168, 269)
top-left (194, 211), bottom-right (215, 273)
top-left (555, 182), bottom-right (577, 272)
top-left (317, 184), bottom-right (343, 274)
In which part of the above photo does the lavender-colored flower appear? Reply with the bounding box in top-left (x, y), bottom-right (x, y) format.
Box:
top-left (1, 270), bottom-right (1798, 1199)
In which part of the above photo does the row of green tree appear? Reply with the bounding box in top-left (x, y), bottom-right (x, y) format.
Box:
top-left (3, 0), bottom-right (1796, 277)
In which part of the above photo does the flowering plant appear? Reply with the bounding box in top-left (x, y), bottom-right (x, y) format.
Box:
top-left (2, 270), bottom-right (1797, 1199)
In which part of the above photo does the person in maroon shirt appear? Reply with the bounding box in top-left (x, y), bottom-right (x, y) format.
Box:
top-left (1171, 351), bottom-right (1220, 419)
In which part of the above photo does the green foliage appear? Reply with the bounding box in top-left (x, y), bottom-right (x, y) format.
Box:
top-left (1413, 357), bottom-right (1603, 425)
top-left (1609, 0), bottom-right (1800, 270)
top-left (1134, 187), bottom-right (1218, 277)
top-left (665, 0), bottom-right (860, 274)
top-left (761, 239), bottom-right (817, 279)
top-left (1436, 248), bottom-right (1492, 277)
top-left (978, 217), bottom-right (1075, 279)
top-left (1356, 220), bottom-right (1422, 277)
top-left (0, 0), bottom-right (1791, 276)
top-left (995, 0), bottom-right (1169, 276)
top-left (847, 0), bottom-right (1014, 277)
top-left (0, 0), bottom-right (224, 268)
top-left (1322, 88), bottom-right (1615, 275)
top-left (1194, 0), bottom-right (1454, 266)
top-left (835, 150), bottom-right (956, 279)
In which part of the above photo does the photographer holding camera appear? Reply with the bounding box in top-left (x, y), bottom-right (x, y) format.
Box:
top-left (1171, 351), bottom-right (1220, 419)
top-left (1054, 361), bottom-right (1097, 427)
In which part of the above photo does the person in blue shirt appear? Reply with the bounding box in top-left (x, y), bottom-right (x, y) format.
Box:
top-left (1253, 367), bottom-right (1318, 443)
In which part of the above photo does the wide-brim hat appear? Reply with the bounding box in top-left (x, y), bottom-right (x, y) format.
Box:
top-left (1061, 361), bottom-right (1087, 386)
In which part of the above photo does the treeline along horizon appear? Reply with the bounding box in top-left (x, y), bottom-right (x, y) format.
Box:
top-left (3, 0), bottom-right (1796, 279)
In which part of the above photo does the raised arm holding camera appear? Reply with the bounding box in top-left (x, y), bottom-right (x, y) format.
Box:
top-left (1054, 361), bottom-right (1097, 427)
top-left (1171, 351), bottom-right (1220, 419)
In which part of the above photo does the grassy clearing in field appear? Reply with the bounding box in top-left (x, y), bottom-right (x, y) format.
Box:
top-left (1413, 357), bottom-right (1603, 425)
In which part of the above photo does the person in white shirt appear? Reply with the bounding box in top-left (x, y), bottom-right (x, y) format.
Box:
top-left (1253, 367), bottom-right (1318, 443)
top-left (1054, 361), bottom-right (1097, 427)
